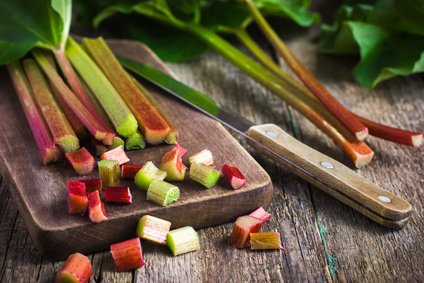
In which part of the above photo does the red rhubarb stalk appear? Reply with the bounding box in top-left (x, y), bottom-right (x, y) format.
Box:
top-left (110, 237), bottom-right (145, 272)
top-left (6, 61), bottom-right (64, 165)
top-left (79, 179), bottom-right (102, 195)
top-left (65, 147), bottom-right (95, 175)
top-left (230, 215), bottom-right (263, 248)
top-left (31, 49), bottom-right (108, 142)
top-left (67, 181), bottom-right (88, 215)
top-left (23, 59), bottom-right (80, 153)
top-left (222, 164), bottom-right (246, 190)
top-left (55, 252), bottom-right (92, 283)
top-left (244, 0), bottom-right (368, 141)
top-left (105, 186), bottom-right (132, 204)
top-left (88, 190), bottom-right (108, 223)
top-left (83, 37), bottom-right (171, 144)
top-left (100, 145), bottom-right (130, 165)
top-left (121, 164), bottom-right (144, 179)
top-left (249, 206), bottom-right (270, 223)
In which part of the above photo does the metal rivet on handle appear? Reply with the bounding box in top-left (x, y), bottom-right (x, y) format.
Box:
top-left (378, 196), bottom-right (391, 203)
top-left (320, 161), bottom-right (334, 169)
top-left (266, 131), bottom-right (278, 138)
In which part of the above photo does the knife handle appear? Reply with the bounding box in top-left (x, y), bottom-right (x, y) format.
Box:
top-left (247, 124), bottom-right (412, 228)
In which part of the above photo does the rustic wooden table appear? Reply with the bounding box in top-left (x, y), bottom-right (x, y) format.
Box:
top-left (1, 2), bottom-right (424, 282)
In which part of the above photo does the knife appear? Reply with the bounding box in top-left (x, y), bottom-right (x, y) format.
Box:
top-left (119, 56), bottom-right (412, 228)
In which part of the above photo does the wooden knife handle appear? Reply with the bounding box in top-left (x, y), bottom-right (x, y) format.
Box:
top-left (247, 124), bottom-right (412, 228)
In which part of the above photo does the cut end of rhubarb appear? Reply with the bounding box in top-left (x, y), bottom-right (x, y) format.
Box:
top-left (56, 135), bottom-right (80, 153)
top-left (65, 147), bottom-right (95, 175)
top-left (412, 134), bottom-right (424, 147)
top-left (354, 150), bottom-right (375, 168)
top-left (249, 206), bottom-right (270, 223)
top-left (147, 180), bottom-right (180, 206)
top-left (116, 114), bottom-right (138, 137)
top-left (230, 216), bottom-right (263, 248)
top-left (98, 159), bottom-right (121, 188)
top-left (135, 161), bottom-right (167, 191)
top-left (165, 130), bottom-right (179, 145)
top-left (355, 128), bottom-right (369, 141)
top-left (100, 145), bottom-right (130, 165)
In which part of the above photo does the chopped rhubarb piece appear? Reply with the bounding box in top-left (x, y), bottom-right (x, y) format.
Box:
top-left (249, 206), bottom-right (270, 223)
top-left (160, 145), bottom-right (187, 181)
top-left (230, 216), bottom-right (263, 248)
top-left (23, 59), bottom-right (80, 153)
top-left (88, 190), bottom-right (108, 223)
top-left (66, 37), bottom-right (138, 137)
top-left (109, 136), bottom-right (125, 150)
top-left (67, 181), bottom-right (88, 215)
top-left (65, 147), bottom-right (95, 175)
top-left (7, 61), bottom-right (64, 165)
top-left (250, 232), bottom-right (283, 250)
top-left (55, 252), bottom-right (92, 283)
top-left (135, 161), bottom-right (167, 191)
top-left (83, 37), bottom-right (171, 145)
top-left (189, 162), bottom-right (221, 189)
top-left (188, 149), bottom-right (214, 166)
top-left (125, 130), bottom-right (146, 150)
top-left (98, 160), bottom-right (120, 188)
top-left (79, 179), bottom-right (102, 195)
top-left (136, 215), bottom-right (171, 245)
top-left (89, 134), bottom-right (108, 157)
top-left (166, 226), bottom-right (200, 256)
top-left (147, 180), bottom-right (180, 206)
top-left (222, 164), bottom-right (246, 190)
top-left (100, 145), bottom-right (130, 165)
top-left (110, 237), bottom-right (145, 272)
top-left (121, 164), bottom-right (144, 179)
top-left (105, 186), bottom-right (132, 204)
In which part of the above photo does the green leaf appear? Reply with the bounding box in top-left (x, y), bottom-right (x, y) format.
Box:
top-left (0, 0), bottom-right (70, 64)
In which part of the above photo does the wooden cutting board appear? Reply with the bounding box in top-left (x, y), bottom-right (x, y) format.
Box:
top-left (0, 39), bottom-right (273, 259)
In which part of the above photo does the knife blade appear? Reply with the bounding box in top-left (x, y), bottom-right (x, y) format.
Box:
top-left (119, 56), bottom-right (412, 228)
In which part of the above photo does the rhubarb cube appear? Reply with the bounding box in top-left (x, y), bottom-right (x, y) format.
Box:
top-left (230, 216), bottom-right (263, 248)
top-left (79, 179), bottom-right (102, 195)
top-left (88, 190), bottom-right (108, 223)
top-left (134, 161), bottom-right (167, 191)
top-left (189, 162), bottom-right (221, 189)
top-left (166, 226), bottom-right (200, 256)
top-left (105, 186), bottom-right (132, 204)
top-left (188, 149), bottom-right (213, 166)
top-left (136, 215), bottom-right (171, 245)
top-left (55, 252), bottom-right (92, 283)
top-left (110, 237), bottom-right (145, 272)
top-left (67, 181), bottom-right (88, 215)
top-left (160, 145), bottom-right (187, 181)
top-left (100, 145), bottom-right (130, 165)
top-left (98, 160), bottom-right (120, 188)
top-left (147, 180), bottom-right (180, 206)
top-left (222, 164), bottom-right (246, 190)
top-left (65, 147), bottom-right (95, 175)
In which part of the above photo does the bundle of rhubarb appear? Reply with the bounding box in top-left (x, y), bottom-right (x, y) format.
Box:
top-left (3, 1), bottom-right (177, 172)
top-left (76, 0), bottom-right (424, 168)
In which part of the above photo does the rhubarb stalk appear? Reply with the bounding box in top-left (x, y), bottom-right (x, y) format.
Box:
top-left (82, 37), bottom-right (170, 144)
top-left (166, 226), bottom-right (200, 256)
top-left (244, 0), bottom-right (368, 141)
top-left (6, 61), bottom-right (64, 165)
top-left (65, 37), bottom-right (138, 137)
top-left (23, 59), bottom-right (80, 153)
top-left (65, 147), bottom-right (95, 175)
top-left (55, 253), bottom-right (92, 283)
top-left (136, 215), bottom-right (171, 245)
top-left (110, 237), bottom-right (145, 272)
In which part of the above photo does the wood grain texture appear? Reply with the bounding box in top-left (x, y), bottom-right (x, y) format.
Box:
top-left (0, 41), bottom-right (272, 260)
top-left (1, 0), bottom-right (424, 281)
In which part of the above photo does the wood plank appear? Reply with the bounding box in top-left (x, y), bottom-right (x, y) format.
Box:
top-left (0, 40), bottom-right (273, 259)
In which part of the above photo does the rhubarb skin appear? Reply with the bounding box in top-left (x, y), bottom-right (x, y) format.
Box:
top-left (110, 237), bottom-right (145, 272)
top-left (79, 179), bottom-right (102, 195)
top-left (83, 37), bottom-right (171, 145)
top-left (23, 59), bottom-right (80, 153)
top-left (249, 206), bottom-right (270, 223)
top-left (88, 190), bottom-right (108, 223)
top-left (136, 215), bottom-right (171, 245)
top-left (7, 61), bottom-right (64, 165)
top-left (121, 164), bottom-right (144, 179)
top-left (67, 181), bottom-right (88, 215)
top-left (65, 147), bottom-right (95, 175)
top-left (222, 164), bottom-right (246, 190)
top-left (98, 160), bottom-right (121, 188)
top-left (104, 186), bottom-right (132, 204)
top-left (230, 216), bottom-right (263, 248)
top-left (55, 253), bottom-right (92, 283)
top-left (160, 145), bottom-right (188, 181)
top-left (100, 145), bottom-right (130, 165)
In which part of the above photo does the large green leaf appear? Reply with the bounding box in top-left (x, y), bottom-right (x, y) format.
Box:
top-left (0, 0), bottom-right (71, 64)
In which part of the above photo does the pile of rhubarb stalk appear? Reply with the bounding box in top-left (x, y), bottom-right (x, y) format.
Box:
top-left (7, 36), bottom-right (177, 171)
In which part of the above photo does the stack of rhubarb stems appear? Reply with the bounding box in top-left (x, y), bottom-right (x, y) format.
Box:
top-left (7, 36), bottom-right (177, 170)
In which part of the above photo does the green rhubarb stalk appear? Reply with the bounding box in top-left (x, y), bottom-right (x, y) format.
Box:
top-left (6, 61), bottom-right (64, 165)
top-left (136, 215), bottom-right (171, 245)
top-left (31, 48), bottom-right (108, 142)
top-left (125, 130), bottom-right (146, 150)
top-left (166, 226), bottom-right (200, 256)
top-left (243, 0), bottom-right (369, 141)
top-left (131, 77), bottom-right (178, 144)
top-left (147, 180), bottom-right (180, 206)
top-left (121, 8), bottom-right (374, 167)
top-left (135, 161), bottom-right (167, 191)
top-left (82, 37), bottom-right (170, 144)
top-left (65, 37), bottom-right (138, 137)
top-left (233, 27), bottom-right (424, 148)
top-left (189, 162), bottom-right (221, 189)
top-left (54, 47), bottom-right (116, 145)
top-left (23, 59), bottom-right (79, 153)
